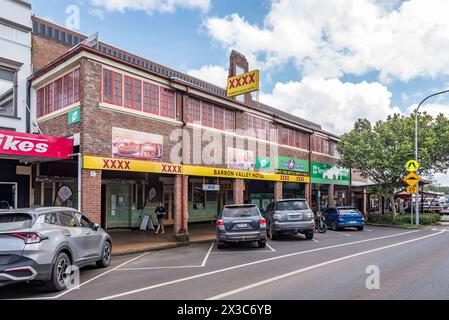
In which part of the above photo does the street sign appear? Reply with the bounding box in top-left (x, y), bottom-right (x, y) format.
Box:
top-left (405, 160), bottom-right (420, 172)
top-left (403, 172), bottom-right (421, 187)
top-left (406, 186), bottom-right (418, 194)
top-left (68, 108), bottom-right (80, 125)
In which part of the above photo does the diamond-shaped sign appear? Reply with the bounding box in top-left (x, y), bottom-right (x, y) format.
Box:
top-left (403, 172), bottom-right (421, 187)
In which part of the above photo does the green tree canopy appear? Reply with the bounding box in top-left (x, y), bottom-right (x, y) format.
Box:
top-left (337, 113), bottom-right (449, 214)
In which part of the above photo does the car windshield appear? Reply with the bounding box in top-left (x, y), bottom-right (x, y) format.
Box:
top-left (339, 209), bottom-right (360, 215)
top-left (0, 213), bottom-right (32, 231)
top-left (277, 201), bottom-right (309, 211)
top-left (222, 206), bottom-right (259, 217)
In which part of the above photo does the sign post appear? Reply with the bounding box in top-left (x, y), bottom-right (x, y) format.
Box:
top-left (403, 160), bottom-right (421, 225)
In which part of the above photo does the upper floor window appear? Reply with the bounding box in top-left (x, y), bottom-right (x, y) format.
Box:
top-left (0, 67), bottom-right (16, 117)
top-left (311, 135), bottom-right (333, 155)
top-left (185, 97), bottom-right (235, 132)
top-left (36, 68), bottom-right (80, 118)
top-left (244, 114), bottom-right (275, 141)
top-left (281, 127), bottom-right (309, 150)
top-left (143, 82), bottom-right (159, 114)
top-left (124, 76), bottom-right (142, 110)
top-left (160, 88), bottom-right (176, 118)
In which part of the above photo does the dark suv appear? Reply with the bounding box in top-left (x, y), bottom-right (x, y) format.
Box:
top-left (264, 199), bottom-right (315, 240)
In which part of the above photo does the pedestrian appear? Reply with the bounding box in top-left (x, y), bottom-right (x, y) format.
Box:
top-left (154, 201), bottom-right (166, 234)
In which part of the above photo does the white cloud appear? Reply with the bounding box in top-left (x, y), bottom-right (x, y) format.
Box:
top-left (89, 0), bottom-right (211, 14)
top-left (204, 0), bottom-right (449, 82)
top-left (260, 77), bottom-right (400, 134)
top-left (88, 8), bottom-right (105, 20)
top-left (186, 65), bottom-right (228, 87)
top-left (407, 103), bottom-right (449, 118)
top-left (433, 173), bottom-right (449, 186)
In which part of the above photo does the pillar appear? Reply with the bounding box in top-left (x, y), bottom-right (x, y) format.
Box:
top-left (274, 181), bottom-right (283, 201)
top-left (233, 179), bottom-right (244, 204)
top-left (174, 175), bottom-right (182, 235)
top-left (363, 189), bottom-right (368, 215)
top-left (181, 175), bottom-right (189, 233)
top-left (328, 184), bottom-right (335, 207)
top-left (81, 169), bottom-right (102, 225)
top-left (305, 183), bottom-right (312, 204)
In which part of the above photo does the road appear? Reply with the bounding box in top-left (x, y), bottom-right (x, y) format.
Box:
top-left (1, 225), bottom-right (449, 300)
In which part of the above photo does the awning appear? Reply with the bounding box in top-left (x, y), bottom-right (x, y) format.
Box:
top-left (0, 130), bottom-right (73, 160)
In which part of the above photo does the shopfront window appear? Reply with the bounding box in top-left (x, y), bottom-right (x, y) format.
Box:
top-left (0, 67), bottom-right (16, 117)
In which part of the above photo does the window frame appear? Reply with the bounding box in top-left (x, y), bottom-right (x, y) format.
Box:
top-left (0, 66), bottom-right (18, 118)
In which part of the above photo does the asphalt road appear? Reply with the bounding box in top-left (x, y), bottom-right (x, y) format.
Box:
top-left (1, 225), bottom-right (448, 300)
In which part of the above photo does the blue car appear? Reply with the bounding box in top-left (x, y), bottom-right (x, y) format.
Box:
top-left (324, 206), bottom-right (365, 231)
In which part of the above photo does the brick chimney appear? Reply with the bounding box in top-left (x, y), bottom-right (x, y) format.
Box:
top-left (229, 50), bottom-right (253, 105)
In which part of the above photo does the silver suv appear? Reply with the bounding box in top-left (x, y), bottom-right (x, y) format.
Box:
top-left (264, 199), bottom-right (315, 240)
top-left (0, 207), bottom-right (112, 291)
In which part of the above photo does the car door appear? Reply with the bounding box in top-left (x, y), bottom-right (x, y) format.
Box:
top-left (74, 212), bottom-right (102, 259)
top-left (56, 211), bottom-right (85, 263)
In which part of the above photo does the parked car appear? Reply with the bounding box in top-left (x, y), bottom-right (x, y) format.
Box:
top-left (264, 199), bottom-right (315, 240)
top-left (216, 204), bottom-right (267, 249)
top-left (324, 206), bottom-right (365, 231)
top-left (0, 207), bottom-right (112, 291)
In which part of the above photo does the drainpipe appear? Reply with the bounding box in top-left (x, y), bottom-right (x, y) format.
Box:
top-left (69, 153), bottom-right (82, 211)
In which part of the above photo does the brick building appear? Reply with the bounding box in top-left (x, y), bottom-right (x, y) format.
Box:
top-left (28, 17), bottom-right (361, 239)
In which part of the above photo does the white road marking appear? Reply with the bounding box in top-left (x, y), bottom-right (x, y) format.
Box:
top-left (335, 232), bottom-right (351, 237)
top-left (201, 243), bottom-right (214, 267)
top-left (312, 239), bottom-right (319, 243)
top-left (207, 230), bottom-right (446, 300)
top-left (365, 229), bottom-right (373, 232)
top-left (266, 243), bottom-right (276, 252)
top-left (20, 251), bottom-right (150, 300)
top-left (211, 251), bottom-right (273, 254)
top-left (117, 266), bottom-right (203, 271)
top-left (97, 229), bottom-right (423, 300)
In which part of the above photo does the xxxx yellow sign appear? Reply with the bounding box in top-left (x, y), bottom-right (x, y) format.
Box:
top-left (403, 172), bottom-right (421, 187)
top-left (227, 70), bottom-right (259, 98)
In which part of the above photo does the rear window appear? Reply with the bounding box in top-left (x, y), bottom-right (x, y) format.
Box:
top-left (0, 213), bottom-right (32, 231)
top-left (277, 201), bottom-right (309, 211)
top-left (338, 209), bottom-right (360, 215)
top-left (222, 206), bottom-right (260, 217)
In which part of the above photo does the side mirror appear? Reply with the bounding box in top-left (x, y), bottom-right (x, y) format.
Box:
top-left (92, 223), bottom-right (100, 231)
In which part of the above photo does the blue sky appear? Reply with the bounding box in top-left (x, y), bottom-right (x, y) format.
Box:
top-left (28, 0), bottom-right (449, 184)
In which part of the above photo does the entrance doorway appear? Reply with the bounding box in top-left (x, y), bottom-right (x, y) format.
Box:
top-left (0, 182), bottom-right (17, 209)
top-left (218, 191), bottom-right (227, 214)
top-left (163, 189), bottom-right (174, 224)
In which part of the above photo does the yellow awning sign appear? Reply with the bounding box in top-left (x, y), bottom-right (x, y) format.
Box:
top-left (403, 172), bottom-right (421, 187)
top-left (406, 186), bottom-right (418, 194)
top-left (405, 160), bottom-right (420, 172)
top-left (226, 70), bottom-right (259, 97)
top-left (83, 156), bottom-right (310, 183)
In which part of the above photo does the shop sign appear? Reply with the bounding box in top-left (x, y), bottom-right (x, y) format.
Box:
top-left (227, 147), bottom-right (255, 171)
top-left (68, 108), bottom-right (80, 125)
top-left (203, 184), bottom-right (220, 191)
top-left (84, 156), bottom-right (311, 183)
top-left (112, 127), bottom-right (163, 162)
top-left (227, 70), bottom-right (259, 98)
top-left (256, 157), bottom-right (271, 169)
top-left (0, 129), bottom-right (73, 159)
top-left (311, 162), bottom-right (350, 186)
top-left (276, 156), bottom-right (309, 176)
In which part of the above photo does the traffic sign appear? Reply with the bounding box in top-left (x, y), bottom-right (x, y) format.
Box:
top-left (406, 186), bottom-right (418, 194)
top-left (405, 160), bottom-right (420, 172)
top-left (403, 172), bottom-right (421, 187)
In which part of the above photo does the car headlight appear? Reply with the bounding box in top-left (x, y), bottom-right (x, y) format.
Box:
top-left (306, 212), bottom-right (313, 219)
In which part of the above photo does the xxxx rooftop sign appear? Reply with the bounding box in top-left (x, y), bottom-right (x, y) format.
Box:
top-left (227, 70), bottom-right (260, 98)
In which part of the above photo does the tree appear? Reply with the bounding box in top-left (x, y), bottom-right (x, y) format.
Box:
top-left (337, 113), bottom-right (449, 215)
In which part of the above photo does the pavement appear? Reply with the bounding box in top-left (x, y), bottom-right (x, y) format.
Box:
top-left (1, 225), bottom-right (449, 300)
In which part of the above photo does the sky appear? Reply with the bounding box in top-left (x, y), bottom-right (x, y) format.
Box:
top-left (28, 0), bottom-right (449, 185)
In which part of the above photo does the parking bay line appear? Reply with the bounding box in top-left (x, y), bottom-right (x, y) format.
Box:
top-left (266, 243), bottom-right (276, 252)
top-left (97, 229), bottom-right (423, 300)
top-left (208, 230), bottom-right (446, 300)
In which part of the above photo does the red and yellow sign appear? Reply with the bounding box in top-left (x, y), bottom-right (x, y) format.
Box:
top-left (83, 156), bottom-right (310, 183)
top-left (227, 70), bottom-right (259, 98)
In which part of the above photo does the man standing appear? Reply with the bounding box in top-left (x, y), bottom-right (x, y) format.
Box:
top-left (155, 201), bottom-right (166, 234)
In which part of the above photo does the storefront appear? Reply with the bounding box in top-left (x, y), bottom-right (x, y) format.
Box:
top-left (275, 156), bottom-right (309, 200)
top-left (310, 161), bottom-right (351, 212)
top-left (0, 129), bottom-right (73, 209)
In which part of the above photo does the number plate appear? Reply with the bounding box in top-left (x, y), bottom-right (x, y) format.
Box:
top-left (349, 221), bottom-right (356, 224)
top-left (236, 223), bottom-right (248, 228)
top-left (288, 214), bottom-right (301, 221)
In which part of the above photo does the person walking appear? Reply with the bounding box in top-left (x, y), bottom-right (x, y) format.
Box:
top-left (154, 201), bottom-right (166, 234)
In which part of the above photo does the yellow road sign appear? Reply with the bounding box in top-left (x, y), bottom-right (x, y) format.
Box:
top-left (406, 186), bottom-right (418, 194)
top-left (403, 172), bottom-right (421, 187)
top-left (405, 160), bottom-right (420, 172)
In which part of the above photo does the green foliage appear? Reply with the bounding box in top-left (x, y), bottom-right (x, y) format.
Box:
top-left (338, 113), bottom-right (449, 213)
top-left (367, 213), bottom-right (441, 225)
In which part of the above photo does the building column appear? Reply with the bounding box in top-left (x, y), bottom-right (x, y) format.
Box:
top-left (274, 181), bottom-right (283, 201)
top-left (233, 179), bottom-right (244, 204)
top-left (328, 184), bottom-right (335, 207)
top-left (363, 189), bottom-right (368, 215)
top-left (81, 169), bottom-right (102, 225)
top-left (174, 175), bottom-right (182, 235)
top-left (305, 183), bottom-right (312, 204)
top-left (181, 175), bottom-right (189, 233)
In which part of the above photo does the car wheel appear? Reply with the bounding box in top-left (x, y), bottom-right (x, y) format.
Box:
top-left (258, 240), bottom-right (266, 248)
top-left (305, 231), bottom-right (314, 240)
top-left (268, 223), bottom-right (279, 240)
top-left (332, 221), bottom-right (339, 231)
top-left (96, 241), bottom-right (112, 268)
top-left (217, 241), bottom-right (226, 249)
top-left (46, 252), bottom-right (71, 292)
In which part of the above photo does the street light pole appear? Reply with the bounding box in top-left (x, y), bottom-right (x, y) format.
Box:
top-left (414, 89), bottom-right (449, 225)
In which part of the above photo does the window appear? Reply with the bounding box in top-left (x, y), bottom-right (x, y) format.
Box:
top-left (113, 72), bottom-right (122, 105)
top-left (311, 136), bottom-right (331, 154)
top-left (201, 102), bottom-right (213, 127)
top-left (44, 212), bottom-right (58, 225)
top-left (44, 83), bottom-right (53, 115)
top-left (103, 69), bottom-right (113, 103)
top-left (74, 213), bottom-right (91, 228)
top-left (58, 212), bottom-right (77, 228)
top-left (244, 114), bottom-right (274, 141)
top-left (214, 107), bottom-right (224, 129)
top-left (73, 68), bottom-right (80, 102)
top-left (37, 87), bottom-right (45, 117)
top-left (0, 67), bottom-right (16, 117)
top-left (124, 76), bottom-right (142, 110)
top-left (143, 82), bottom-right (159, 114)
top-left (63, 72), bottom-right (74, 106)
top-left (53, 78), bottom-right (63, 111)
top-left (186, 97), bottom-right (201, 123)
top-left (224, 109), bottom-right (235, 131)
top-left (103, 69), bottom-right (123, 106)
top-left (160, 88), bottom-right (175, 118)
